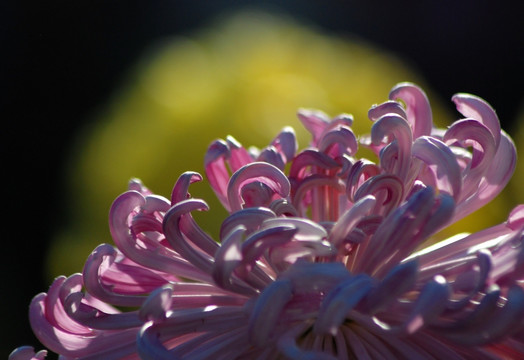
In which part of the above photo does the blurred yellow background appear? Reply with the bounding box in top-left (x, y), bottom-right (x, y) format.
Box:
top-left (46, 11), bottom-right (517, 279)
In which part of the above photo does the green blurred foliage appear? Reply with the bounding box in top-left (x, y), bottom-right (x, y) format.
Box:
top-left (46, 11), bottom-right (514, 279)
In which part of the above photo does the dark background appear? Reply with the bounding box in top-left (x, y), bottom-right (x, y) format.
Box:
top-left (2, 1), bottom-right (523, 358)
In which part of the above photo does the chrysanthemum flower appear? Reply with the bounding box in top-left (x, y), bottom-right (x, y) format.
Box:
top-left (52, 10), bottom-right (463, 280)
top-left (11, 83), bottom-right (524, 359)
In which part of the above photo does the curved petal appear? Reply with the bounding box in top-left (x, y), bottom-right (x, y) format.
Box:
top-left (444, 118), bottom-right (496, 203)
top-left (212, 225), bottom-right (251, 293)
top-left (444, 249), bottom-right (492, 310)
top-left (318, 126), bottom-right (358, 158)
top-left (138, 285), bottom-right (173, 323)
top-left (357, 187), bottom-right (447, 276)
top-left (269, 198), bottom-right (299, 217)
top-left (297, 108), bottom-right (331, 146)
top-left (455, 131), bottom-right (516, 221)
top-left (82, 245), bottom-right (147, 307)
top-left (331, 113), bottom-right (354, 128)
top-left (226, 135), bottom-right (253, 172)
top-left (219, 206), bottom-right (276, 239)
top-left (268, 126), bottom-right (298, 164)
top-left (170, 172), bottom-right (202, 205)
top-left (261, 217), bottom-right (328, 242)
top-left (508, 205), bottom-right (524, 230)
top-left (241, 225), bottom-right (298, 268)
top-left (328, 195), bottom-right (376, 249)
top-left (204, 139), bottom-right (231, 210)
top-left (452, 93), bottom-right (501, 147)
top-left (402, 275), bottom-right (450, 334)
top-left (257, 146), bottom-right (286, 171)
top-left (163, 199), bottom-right (215, 275)
top-left (261, 218), bottom-right (336, 267)
top-left (109, 191), bottom-right (210, 282)
top-left (29, 291), bottom-right (139, 359)
top-left (9, 347), bottom-right (47, 360)
top-left (442, 285), bottom-right (524, 345)
top-left (346, 159), bottom-right (381, 201)
top-left (289, 149), bottom-right (340, 180)
top-left (314, 274), bottom-right (374, 335)
top-left (368, 100), bottom-right (407, 122)
top-left (137, 322), bottom-right (177, 360)
top-left (371, 113), bottom-right (413, 181)
top-left (353, 174), bottom-right (404, 216)
top-left (292, 174), bottom-right (346, 220)
top-left (248, 279), bottom-right (293, 347)
top-left (64, 292), bottom-right (142, 330)
top-left (128, 178), bottom-right (153, 196)
top-left (389, 82), bottom-right (433, 138)
top-left (412, 136), bottom-right (462, 201)
top-left (227, 162), bottom-right (290, 212)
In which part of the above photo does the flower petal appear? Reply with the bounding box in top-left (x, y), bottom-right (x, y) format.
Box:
top-left (163, 199), bottom-right (215, 275)
top-left (249, 279), bottom-right (293, 347)
top-left (297, 108), bottom-right (331, 146)
top-left (314, 274), bottom-right (374, 335)
top-left (389, 82), bottom-right (433, 139)
top-left (204, 139), bottom-right (231, 210)
top-left (368, 100), bottom-right (407, 122)
top-left (9, 347), bottom-right (47, 360)
top-left (371, 113), bottom-right (413, 181)
top-left (412, 136), bottom-right (462, 201)
top-left (110, 191), bottom-right (209, 282)
top-left (452, 92), bottom-right (501, 147)
top-left (227, 162), bottom-right (290, 212)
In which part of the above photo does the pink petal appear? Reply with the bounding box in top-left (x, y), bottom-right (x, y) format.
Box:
top-left (352, 174), bottom-right (404, 216)
top-left (163, 199), bottom-right (215, 275)
top-left (453, 93), bottom-right (501, 147)
top-left (109, 191), bottom-right (210, 282)
top-left (219, 206), bottom-right (276, 240)
top-left (368, 100), bottom-right (407, 122)
top-left (204, 139), bottom-right (232, 210)
top-left (226, 135), bottom-right (253, 172)
top-left (389, 82), bottom-right (433, 139)
top-left (170, 172), bottom-right (202, 205)
top-left (297, 108), bottom-right (331, 146)
top-left (318, 125), bottom-right (358, 158)
top-left (412, 136), bottom-right (462, 201)
top-left (268, 126), bottom-right (298, 164)
top-left (9, 347), bottom-right (47, 360)
top-left (227, 162), bottom-right (290, 212)
top-left (139, 285), bottom-right (173, 322)
top-left (371, 113), bottom-right (413, 181)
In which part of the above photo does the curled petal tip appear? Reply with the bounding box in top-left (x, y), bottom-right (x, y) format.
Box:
top-left (9, 347), bottom-right (47, 360)
top-left (227, 162), bottom-right (290, 212)
top-left (452, 92), bottom-right (501, 147)
top-left (389, 82), bottom-right (432, 138)
top-left (139, 285), bottom-right (174, 322)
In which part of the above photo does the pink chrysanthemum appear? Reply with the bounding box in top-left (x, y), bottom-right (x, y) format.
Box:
top-left (11, 83), bottom-right (524, 359)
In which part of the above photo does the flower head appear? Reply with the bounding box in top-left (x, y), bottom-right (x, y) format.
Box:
top-left (11, 83), bottom-right (524, 359)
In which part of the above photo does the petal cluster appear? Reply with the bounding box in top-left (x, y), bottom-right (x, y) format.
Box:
top-left (11, 83), bottom-right (523, 359)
